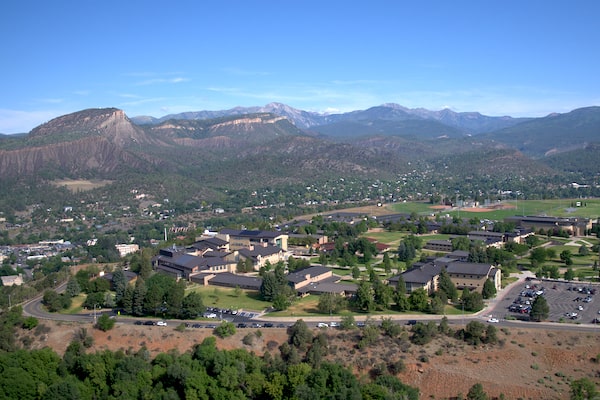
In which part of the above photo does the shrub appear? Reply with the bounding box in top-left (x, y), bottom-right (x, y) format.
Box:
top-left (214, 321), bottom-right (236, 338)
top-left (95, 314), bottom-right (115, 332)
top-left (388, 359), bottom-right (406, 374)
top-left (243, 333), bottom-right (255, 346)
top-left (22, 317), bottom-right (39, 330)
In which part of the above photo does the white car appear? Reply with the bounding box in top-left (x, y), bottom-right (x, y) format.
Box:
top-left (156, 321), bottom-right (168, 326)
top-left (487, 318), bottom-right (499, 323)
top-left (317, 322), bottom-right (329, 328)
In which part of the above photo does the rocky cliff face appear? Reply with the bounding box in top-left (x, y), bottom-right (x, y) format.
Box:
top-left (0, 136), bottom-right (148, 177)
top-left (29, 108), bottom-right (154, 147)
top-left (0, 108), bottom-right (157, 177)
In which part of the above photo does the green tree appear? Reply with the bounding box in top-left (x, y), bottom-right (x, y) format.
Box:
top-left (408, 288), bottom-right (429, 312)
top-left (351, 265), bottom-right (360, 279)
top-left (464, 321), bottom-right (486, 345)
top-left (340, 315), bottom-right (356, 330)
top-left (65, 278), bottom-right (81, 298)
top-left (95, 313), bottom-right (115, 331)
top-left (529, 295), bottom-right (549, 322)
top-left (373, 280), bottom-right (394, 310)
top-left (132, 279), bottom-right (147, 316)
top-left (111, 268), bottom-right (128, 306)
top-left (529, 247), bottom-right (548, 267)
top-left (382, 251), bottom-right (392, 273)
top-left (397, 241), bottom-right (416, 262)
top-left (560, 249), bottom-right (573, 265)
top-left (438, 269), bottom-right (458, 301)
top-left (288, 319), bottom-right (313, 352)
top-left (462, 289), bottom-right (484, 312)
top-left (181, 291), bottom-right (205, 319)
top-left (482, 279), bottom-right (497, 299)
top-left (570, 377), bottom-right (598, 400)
top-left (428, 296), bottom-right (445, 314)
top-left (564, 267), bottom-right (575, 281)
top-left (317, 293), bottom-right (347, 314)
top-left (42, 290), bottom-right (62, 312)
top-left (214, 321), bottom-right (236, 338)
top-left (578, 245), bottom-right (590, 256)
top-left (466, 382), bottom-right (488, 400)
top-left (354, 280), bottom-right (375, 312)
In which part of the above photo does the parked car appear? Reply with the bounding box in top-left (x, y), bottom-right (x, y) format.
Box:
top-left (487, 317), bottom-right (499, 323)
top-left (329, 321), bottom-right (339, 328)
top-left (143, 320), bottom-right (155, 326)
top-left (156, 321), bottom-right (168, 326)
top-left (317, 322), bottom-right (329, 328)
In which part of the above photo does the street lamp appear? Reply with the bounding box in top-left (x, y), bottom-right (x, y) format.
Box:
top-left (93, 304), bottom-right (99, 324)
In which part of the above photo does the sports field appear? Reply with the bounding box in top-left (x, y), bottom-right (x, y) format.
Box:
top-left (390, 198), bottom-right (600, 220)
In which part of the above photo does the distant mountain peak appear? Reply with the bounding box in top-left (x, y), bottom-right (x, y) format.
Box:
top-left (29, 107), bottom-right (152, 147)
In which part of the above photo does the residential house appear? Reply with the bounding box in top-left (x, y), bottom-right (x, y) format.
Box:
top-left (1, 274), bottom-right (23, 286)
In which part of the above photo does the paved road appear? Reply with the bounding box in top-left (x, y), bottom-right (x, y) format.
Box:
top-left (21, 271), bottom-right (600, 333)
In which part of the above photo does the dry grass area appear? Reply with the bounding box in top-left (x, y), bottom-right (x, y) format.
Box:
top-left (52, 179), bottom-right (113, 192)
top-left (21, 320), bottom-right (600, 399)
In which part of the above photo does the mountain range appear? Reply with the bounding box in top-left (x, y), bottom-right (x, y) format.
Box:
top-left (0, 103), bottom-right (599, 204)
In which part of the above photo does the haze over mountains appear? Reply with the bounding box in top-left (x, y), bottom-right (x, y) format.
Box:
top-left (0, 103), bottom-right (599, 202)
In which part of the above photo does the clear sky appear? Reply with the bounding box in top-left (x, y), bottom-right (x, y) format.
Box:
top-left (1, 1), bottom-right (599, 133)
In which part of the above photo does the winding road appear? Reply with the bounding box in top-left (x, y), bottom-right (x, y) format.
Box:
top-left (21, 272), bottom-right (600, 333)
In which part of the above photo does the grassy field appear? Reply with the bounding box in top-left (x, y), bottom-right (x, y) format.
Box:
top-left (390, 198), bottom-right (600, 219)
top-left (188, 285), bottom-right (271, 312)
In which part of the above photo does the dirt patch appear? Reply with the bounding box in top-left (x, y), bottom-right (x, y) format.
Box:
top-left (52, 179), bottom-right (113, 192)
top-left (21, 320), bottom-right (600, 399)
top-left (463, 203), bottom-right (517, 212)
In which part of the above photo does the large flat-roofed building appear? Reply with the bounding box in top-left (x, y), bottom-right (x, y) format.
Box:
top-left (218, 229), bottom-right (288, 251)
top-left (505, 216), bottom-right (593, 236)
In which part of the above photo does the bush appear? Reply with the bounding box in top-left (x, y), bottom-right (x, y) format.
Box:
top-left (22, 317), bottom-right (39, 330)
top-left (214, 321), bottom-right (236, 338)
top-left (388, 359), bottom-right (406, 374)
top-left (95, 314), bottom-right (115, 332)
top-left (243, 333), bottom-right (255, 346)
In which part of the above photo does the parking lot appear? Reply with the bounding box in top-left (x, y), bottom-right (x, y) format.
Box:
top-left (495, 278), bottom-right (600, 324)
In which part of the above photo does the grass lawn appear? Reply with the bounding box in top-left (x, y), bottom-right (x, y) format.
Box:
top-left (60, 294), bottom-right (87, 315)
top-left (389, 198), bottom-right (600, 220)
top-left (389, 201), bottom-right (439, 215)
top-left (188, 285), bottom-right (271, 311)
top-left (269, 295), bottom-right (321, 317)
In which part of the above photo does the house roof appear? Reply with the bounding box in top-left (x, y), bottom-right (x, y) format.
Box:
top-left (190, 237), bottom-right (228, 251)
top-left (297, 281), bottom-right (358, 295)
top-left (220, 228), bottom-right (283, 239)
top-left (401, 263), bottom-right (441, 284)
top-left (207, 272), bottom-right (263, 290)
top-left (238, 245), bottom-right (282, 259)
top-left (446, 262), bottom-right (492, 276)
top-left (287, 265), bottom-right (331, 284)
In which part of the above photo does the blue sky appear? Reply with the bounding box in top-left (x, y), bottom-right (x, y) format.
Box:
top-left (1, 1), bottom-right (599, 133)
